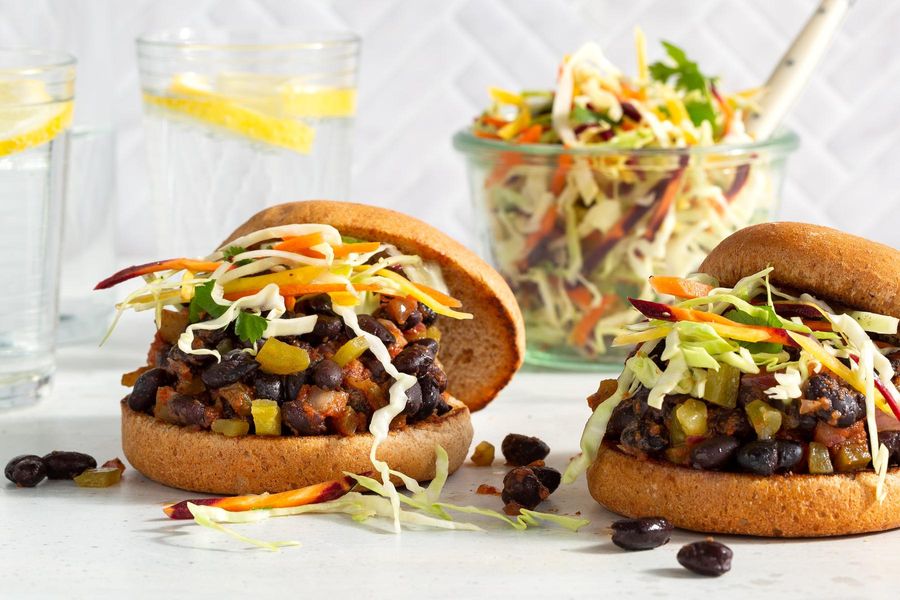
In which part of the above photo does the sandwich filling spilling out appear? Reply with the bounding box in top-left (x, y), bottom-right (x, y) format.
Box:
top-left (564, 268), bottom-right (900, 500)
top-left (98, 223), bottom-right (473, 528)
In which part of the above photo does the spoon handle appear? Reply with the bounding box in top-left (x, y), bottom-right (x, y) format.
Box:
top-left (747, 0), bottom-right (852, 140)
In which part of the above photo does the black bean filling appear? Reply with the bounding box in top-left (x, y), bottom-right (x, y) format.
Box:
top-left (125, 293), bottom-right (452, 437)
top-left (607, 352), bottom-right (900, 475)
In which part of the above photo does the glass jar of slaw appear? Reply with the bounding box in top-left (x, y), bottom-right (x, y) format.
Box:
top-left (454, 130), bottom-right (798, 370)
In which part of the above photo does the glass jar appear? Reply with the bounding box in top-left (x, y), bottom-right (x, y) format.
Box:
top-left (454, 130), bottom-right (799, 370)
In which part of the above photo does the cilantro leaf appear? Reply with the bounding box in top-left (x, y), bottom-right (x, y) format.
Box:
top-left (188, 281), bottom-right (228, 323)
top-left (648, 41), bottom-right (719, 130)
top-left (234, 312), bottom-right (268, 345)
top-left (724, 308), bottom-right (782, 354)
top-left (222, 245), bottom-right (251, 267)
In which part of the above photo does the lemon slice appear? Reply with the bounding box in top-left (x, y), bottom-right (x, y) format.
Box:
top-left (145, 73), bottom-right (322, 154)
top-left (215, 72), bottom-right (357, 118)
top-left (0, 79), bottom-right (73, 157)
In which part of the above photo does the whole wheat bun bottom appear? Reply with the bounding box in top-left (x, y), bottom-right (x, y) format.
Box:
top-left (587, 445), bottom-right (900, 537)
top-left (122, 401), bottom-right (473, 495)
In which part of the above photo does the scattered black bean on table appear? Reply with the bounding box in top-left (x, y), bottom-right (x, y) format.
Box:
top-left (501, 466), bottom-right (550, 510)
top-left (677, 539), bottom-right (733, 576)
top-left (610, 517), bottom-right (673, 551)
top-left (5, 455), bottom-right (47, 487)
top-left (42, 451), bottom-right (97, 480)
top-left (501, 433), bottom-right (550, 466)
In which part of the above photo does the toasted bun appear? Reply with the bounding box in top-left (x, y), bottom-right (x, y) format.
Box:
top-left (122, 401), bottom-right (473, 495)
top-left (221, 200), bottom-right (525, 412)
top-left (699, 222), bottom-right (900, 318)
top-left (587, 445), bottom-right (900, 537)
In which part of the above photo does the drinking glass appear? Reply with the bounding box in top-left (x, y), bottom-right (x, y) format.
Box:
top-left (0, 48), bottom-right (75, 407)
top-left (58, 125), bottom-right (116, 345)
top-left (136, 29), bottom-right (360, 258)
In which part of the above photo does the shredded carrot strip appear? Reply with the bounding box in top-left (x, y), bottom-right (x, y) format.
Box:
top-left (224, 283), bottom-right (380, 301)
top-left (649, 276), bottom-right (714, 299)
top-left (332, 242), bottom-right (381, 257)
top-left (413, 283), bottom-right (462, 308)
top-left (283, 295), bottom-right (297, 311)
top-left (516, 124), bottom-right (543, 143)
top-left (273, 232), bottom-right (326, 253)
top-left (551, 154), bottom-right (573, 195)
top-left (522, 204), bottom-right (559, 258)
top-left (571, 296), bottom-right (613, 347)
top-left (566, 285), bottom-right (595, 311)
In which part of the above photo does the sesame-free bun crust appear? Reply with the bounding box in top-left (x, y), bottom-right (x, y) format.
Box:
top-left (587, 445), bottom-right (900, 537)
top-left (699, 222), bottom-right (900, 318)
top-left (122, 401), bottom-right (473, 495)
top-left (222, 200), bottom-right (525, 412)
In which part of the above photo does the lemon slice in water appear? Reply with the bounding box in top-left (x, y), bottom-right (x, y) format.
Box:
top-left (144, 73), bottom-right (355, 154)
top-left (0, 79), bottom-right (73, 157)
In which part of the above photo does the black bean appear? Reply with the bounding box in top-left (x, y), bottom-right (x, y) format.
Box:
top-left (620, 419), bottom-right (668, 454)
top-left (530, 466), bottom-right (561, 494)
top-left (775, 440), bottom-right (804, 472)
top-left (201, 352), bottom-right (259, 388)
top-left (168, 395), bottom-right (213, 428)
top-left (167, 344), bottom-right (213, 367)
top-left (296, 293), bottom-right (334, 316)
top-left (808, 373), bottom-right (865, 427)
top-left (424, 362), bottom-right (448, 392)
top-left (501, 434), bottom-right (550, 466)
top-left (356, 315), bottom-right (396, 345)
top-left (501, 467), bottom-right (549, 510)
top-left (677, 540), bottom-right (733, 576)
top-left (402, 382), bottom-right (423, 416)
top-left (6, 455), bottom-right (43, 483)
top-left (282, 401), bottom-right (327, 435)
top-left (254, 373), bottom-right (282, 402)
top-left (42, 451), bottom-right (97, 480)
top-left (392, 344), bottom-right (436, 377)
top-left (6, 456), bottom-right (47, 487)
top-left (610, 517), bottom-right (673, 551)
top-left (435, 397), bottom-right (452, 416)
top-left (736, 440), bottom-right (778, 475)
top-left (607, 399), bottom-right (638, 438)
top-left (282, 373), bottom-right (306, 403)
top-left (129, 368), bottom-right (173, 413)
top-left (690, 436), bottom-right (739, 470)
top-left (360, 353), bottom-right (389, 384)
top-left (195, 327), bottom-right (228, 347)
top-left (312, 359), bottom-right (342, 390)
top-left (312, 315), bottom-right (344, 340)
top-left (403, 310), bottom-right (423, 329)
top-left (408, 338), bottom-right (439, 354)
top-left (621, 101), bottom-right (642, 122)
top-left (419, 303), bottom-right (437, 325)
top-left (410, 378), bottom-right (440, 423)
top-left (879, 431), bottom-right (900, 465)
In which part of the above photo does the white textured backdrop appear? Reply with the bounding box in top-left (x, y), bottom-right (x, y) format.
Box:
top-left (2, 0), bottom-right (898, 257)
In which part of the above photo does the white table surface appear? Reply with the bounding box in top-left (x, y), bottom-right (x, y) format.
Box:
top-left (1, 318), bottom-right (895, 599)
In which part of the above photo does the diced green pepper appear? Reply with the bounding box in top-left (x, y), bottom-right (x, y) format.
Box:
top-left (833, 440), bottom-right (871, 472)
top-left (745, 399), bottom-right (782, 439)
top-left (251, 399), bottom-right (281, 436)
top-left (211, 418), bottom-right (250, 437)
top-left (701, 363), bottom-right (740, 408)
top-left (332, 336), bottom-right (369, 367)
top-left (470, 441), bottom-right (495, 466)
top-left (256, 338), bottom-right (310, 375)
top-left (808, 442), bottom-right (833, 474)
top-left (675, 398), bottom-right (708, 437)
top-left (73, 468), bottom-right (122, 488)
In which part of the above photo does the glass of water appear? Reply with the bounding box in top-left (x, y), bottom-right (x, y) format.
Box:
top-left (0, 48), bottom-right (75, 408)
top-left (136, 29), bottom-right (360, 258)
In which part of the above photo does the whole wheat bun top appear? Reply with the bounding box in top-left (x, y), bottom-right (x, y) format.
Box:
top-left (222, 200), bottom-right (525, 412)
top-left (699, 222), bottom-right (900, 318)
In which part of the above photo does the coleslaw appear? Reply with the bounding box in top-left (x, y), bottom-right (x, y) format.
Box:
top-left (455, 30), bottom-right (798, 367)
